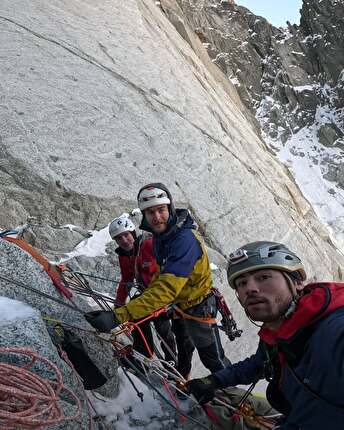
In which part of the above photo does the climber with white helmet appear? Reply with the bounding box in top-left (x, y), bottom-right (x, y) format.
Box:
top-left (114, 184), bottom-right (230, 379)
top-left (109, 213), bottom-right (176, 362)
top-left (186, 241), bottom-right (344, 429)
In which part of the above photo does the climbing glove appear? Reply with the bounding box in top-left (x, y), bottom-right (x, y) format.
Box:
top-left (186, 375), bottom-right (220, 405)
top-left (84, 310), bottom-right (120, 333)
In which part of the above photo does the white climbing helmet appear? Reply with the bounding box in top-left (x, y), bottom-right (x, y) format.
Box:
top-left (108, 213), bottom-right (136, 239)
top-left (137, 186), bottom-right (171, 211)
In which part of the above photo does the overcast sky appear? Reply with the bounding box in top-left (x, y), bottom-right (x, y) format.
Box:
top-left (235, 0), bottom-right (303, 27)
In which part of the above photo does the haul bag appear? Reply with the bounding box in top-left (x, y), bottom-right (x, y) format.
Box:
top-left (62, 329), bottom-right (107, 390)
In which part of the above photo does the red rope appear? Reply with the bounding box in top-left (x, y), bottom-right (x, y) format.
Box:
top-left (122, 306), bottom-right (169, 357)
top-left (129, 322), bottom-right (154, 357)
top-left (132, 306), bottom-right (169, 326)
top-left (0, 347), bottom-right (82, 429)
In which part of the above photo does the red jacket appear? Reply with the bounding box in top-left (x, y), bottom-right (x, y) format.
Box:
top-left (115, 237), bottom-right (157, 306)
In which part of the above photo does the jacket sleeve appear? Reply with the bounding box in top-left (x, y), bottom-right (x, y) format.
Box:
top-left (115, 230), bottom-right (202, 322)
top-left (212, 344), bottom-right (265, 388)
top-left (115, 256), bottom-right (134, 306)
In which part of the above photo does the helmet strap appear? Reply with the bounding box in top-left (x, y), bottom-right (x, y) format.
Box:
top-left (281, 273), bottom-right (300, 319)
top-left (246, 313), bottom-right (264, 328)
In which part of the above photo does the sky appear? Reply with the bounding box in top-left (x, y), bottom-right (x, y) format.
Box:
top-left (236, 0), bottom-right (303, 28)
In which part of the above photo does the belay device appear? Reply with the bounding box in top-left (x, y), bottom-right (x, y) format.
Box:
top-left (213, 288), bottom-right (242, 341)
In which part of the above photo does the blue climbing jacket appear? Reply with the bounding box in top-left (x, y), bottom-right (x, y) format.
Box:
top-left (213, 283), bottom-right (344, 429)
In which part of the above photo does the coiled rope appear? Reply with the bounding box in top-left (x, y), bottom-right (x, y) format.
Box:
top-left (0, 347), bottom-right (82, 429)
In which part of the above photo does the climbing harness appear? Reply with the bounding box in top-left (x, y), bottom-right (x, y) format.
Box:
top-left (173, 305), bottom-right (217, 324)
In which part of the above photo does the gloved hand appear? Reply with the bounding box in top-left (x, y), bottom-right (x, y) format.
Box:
top-left (186, 375), bottom-right (219, 405)
top-left (84, 310), bottom-right (120, 333)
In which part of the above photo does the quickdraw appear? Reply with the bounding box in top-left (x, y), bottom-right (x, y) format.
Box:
top-left (60, 267), bottom-right (116, 310)
top-left (213, 288), bottom-right (242, 341)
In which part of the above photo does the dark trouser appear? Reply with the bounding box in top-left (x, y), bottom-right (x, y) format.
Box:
top-left (132, 315), bottom-right (177, 362)
top-left (172, 318), bottom-right (195, 378)
top-left (173, 294), bottom-right (231, 377)
top-left (153, 314), bottom-right (177, 363)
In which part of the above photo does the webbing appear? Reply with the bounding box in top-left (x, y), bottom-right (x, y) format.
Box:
top-left (173, 305), bottom-right (217, 324)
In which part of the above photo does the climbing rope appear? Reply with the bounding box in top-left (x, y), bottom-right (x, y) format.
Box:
top-left (0, 274), bottom-right (84, 315)
top-left (0, 347), bottom-right (82, 430)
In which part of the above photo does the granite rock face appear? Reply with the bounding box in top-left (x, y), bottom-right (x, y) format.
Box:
top-left (0, 239), bottom-right (119, 398)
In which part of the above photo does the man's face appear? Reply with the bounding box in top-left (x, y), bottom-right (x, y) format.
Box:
top-left (144, 204), bottom-right (169, 234)
top-left (115, 231), bottom-right (135, 251)
top-left (235, 269), bottom-right (294, 323)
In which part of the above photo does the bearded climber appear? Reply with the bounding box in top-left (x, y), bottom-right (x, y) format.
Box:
top-left (186, 241), bottom-right (344, 429)
top-left (114, 183), bottom-right (230, 378)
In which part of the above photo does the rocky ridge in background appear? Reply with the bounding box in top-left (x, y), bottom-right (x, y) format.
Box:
top-left (161, 0), bottom-right (344, 246)
top-left (166, 0), bottom-right (344, 144)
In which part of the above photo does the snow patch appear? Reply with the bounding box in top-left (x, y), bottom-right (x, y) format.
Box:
top-left (0, 297), bottom-right (38, 325)
top-left (293, 84), bottom-right (315, 93)
top-left (88, 368), bottom-right (166, 429)
top-left (229, 76), bottom-right (241, 86)
top-left (58, 225), bottom-right (113, 262)
top-left (210, 263), bottom-right (219, 271)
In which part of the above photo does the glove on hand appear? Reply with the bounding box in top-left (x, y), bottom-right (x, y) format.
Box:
top-left (84, 310), bottom-right (120, 333)
top-left (186, 375), bottom-right (219, 405)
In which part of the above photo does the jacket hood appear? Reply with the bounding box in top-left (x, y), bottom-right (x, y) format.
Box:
top-left (259, 282), bottom-right (344, 346)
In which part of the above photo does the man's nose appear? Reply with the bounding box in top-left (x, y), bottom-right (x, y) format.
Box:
top-left (245, 278), bottom-right (259, 294)
top-left (153, 212), bottom-right (161, 222)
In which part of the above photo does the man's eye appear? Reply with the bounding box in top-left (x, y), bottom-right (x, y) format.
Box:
top-left (236, 281), bottom-right (246, 289)
top-left (258, 275), bottom-right (271, 281)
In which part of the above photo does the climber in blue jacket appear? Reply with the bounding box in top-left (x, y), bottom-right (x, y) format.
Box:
top-left (187, 241), bottom-right (344, 429)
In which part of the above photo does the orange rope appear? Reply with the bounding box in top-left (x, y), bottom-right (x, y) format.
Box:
top-left (0, 347), bottom-right (82, 429)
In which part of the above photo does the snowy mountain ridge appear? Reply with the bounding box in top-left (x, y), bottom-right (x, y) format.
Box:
top-left (161, 0), bottom-right (344, 251)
